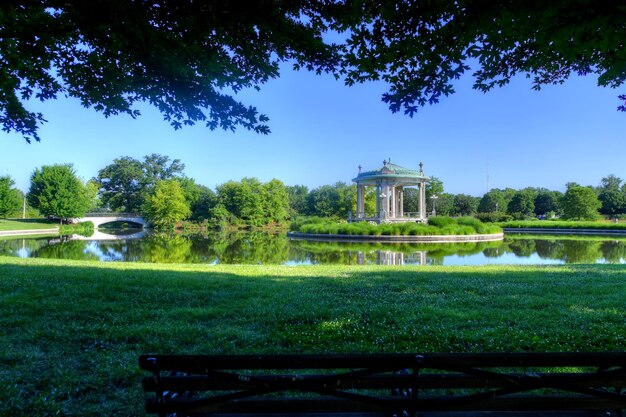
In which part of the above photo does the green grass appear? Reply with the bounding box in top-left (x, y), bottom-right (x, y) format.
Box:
top-left (0, 257), bottom-right (624, 415)
top-left (292, 216), bottom-right (502, 236)
top-left (0, 218), bottom-right (58, 231)
top-left (500, 220), bottom-right (626, 230)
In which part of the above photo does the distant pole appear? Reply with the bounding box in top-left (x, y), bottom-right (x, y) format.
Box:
top-left (22, 194), bottom-right (26, 219)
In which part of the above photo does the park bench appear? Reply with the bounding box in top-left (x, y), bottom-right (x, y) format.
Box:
top-left (140, 352), bottom-right (626, 417)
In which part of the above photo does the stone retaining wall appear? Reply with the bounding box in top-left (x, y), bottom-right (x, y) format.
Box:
top-left (287, 232), bottom-right (504, 243)
top-left (503, 228), bottom-right (626, 236)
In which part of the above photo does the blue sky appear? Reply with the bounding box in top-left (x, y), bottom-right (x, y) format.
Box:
top-left (0, 63), bottom-right (623, 196)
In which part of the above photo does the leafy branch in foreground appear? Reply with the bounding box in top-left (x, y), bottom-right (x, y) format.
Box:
top-left (1, 1), bottom-right (624, 142)
top-left (0, 1), bottom-right (339, 142)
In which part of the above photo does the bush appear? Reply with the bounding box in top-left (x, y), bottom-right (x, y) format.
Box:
top-left (456, 216), bottom-right (482, 230)
top-left (475, 212), bottom-right (513, 223)
top-left (59, 221), bottom-right (94, 237)
top-left (292, 216), bottom-right (502, 236)
top-left (427, 216), bottom-right (456, 228)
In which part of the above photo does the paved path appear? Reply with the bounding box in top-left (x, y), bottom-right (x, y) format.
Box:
top-left (0, 227), bottom-right (59, 237)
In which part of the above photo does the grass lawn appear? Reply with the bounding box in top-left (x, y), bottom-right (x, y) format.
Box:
top-left (0, 257), bottom-right (624, 415)
top-left (0, 218), bottom-right (58, 231)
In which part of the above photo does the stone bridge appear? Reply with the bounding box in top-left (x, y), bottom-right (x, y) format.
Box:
top-left (75, 213), bottom-right (148, 229)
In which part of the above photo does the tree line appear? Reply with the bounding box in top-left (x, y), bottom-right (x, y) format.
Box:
top-left (0, 154), bottom-right (624, 226)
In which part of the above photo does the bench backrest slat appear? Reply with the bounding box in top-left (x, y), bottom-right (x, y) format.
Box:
top-left (140, 353), bottom-right (626, 416)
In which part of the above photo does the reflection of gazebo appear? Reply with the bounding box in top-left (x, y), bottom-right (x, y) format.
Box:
top-left (350, 159), bottom-right (429, 223)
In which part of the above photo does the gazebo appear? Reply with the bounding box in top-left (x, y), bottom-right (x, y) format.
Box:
top-left (350, 159), bottom-right (429, 223)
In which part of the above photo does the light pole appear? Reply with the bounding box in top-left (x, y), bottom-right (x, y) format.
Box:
top-left (431, 195), bottom-right (438, 216)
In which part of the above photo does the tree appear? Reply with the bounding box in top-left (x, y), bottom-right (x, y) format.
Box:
top-left (141, 154), bottom-right (185, 190)
top-left (262, 179), bottom-right (291, 224)
top-left (307, 184), bottom-right (340, 218)
top-left (306, 183), bottom-right (355, 218)
top-left (561, 184), bottom-right (601, 220)
top-left (478, 190), bottom-right (507, 213)
top-left (507, 190), bottom-right (535, 218)
top-left (143, 179), bottom-right (191, 229)
top-left (189, 185), bottom-right (217, 222)
top-left (0, 176), bottom-right (22, 218)
top-left (287, 185), bottom-right (310, 216)
top-left (599, 174), bottom-right (623, 192)
top-left (96, 156), bottom-right (144, 212)
top-left (84, 180), bottom-right (102, 212)
top-left (340, 1), bottom-right (626, 117)
top-left (235, 178), bottom-right (267, 227)
top-left (214, 178), bottom-right (290, 226)
top-left (27, 164), bottom-right (91, 223)
top-left (534, 191), bottom-right (562, 216)
top-left (334, 182), bottom-right (356, 218)
top-left (176, 178), bottom-right (216, 221)
top-left (598, 190), bottom-right (625, 216)
top-left (1, 2), bottom-right (337, 142)
top-left (4, 2), bottom-right (624, 143)
top-left (425, 176), bottom-right (444, 213)
top-left (434, 193), bottom-right (455, 216)
top-left (403, 188), bottom-right (419, 214)
top-left (453, 194), bottom-right (479, 216)
top-left (96, 153), bottom-right (185, 212)
top-left (596, 175), bottom-right (625, 216)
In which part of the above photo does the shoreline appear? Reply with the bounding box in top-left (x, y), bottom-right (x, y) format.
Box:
top-left (287, 231), bottom-right (504, 243)
top-left (503, 227), bottom-right (626, 236)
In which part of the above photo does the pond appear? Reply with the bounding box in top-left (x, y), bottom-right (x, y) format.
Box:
top-left (2, 230), bottom-right (626, 265)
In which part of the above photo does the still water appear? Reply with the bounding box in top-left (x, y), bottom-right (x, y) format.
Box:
top-left (2, 230), bottom-right (626, 265)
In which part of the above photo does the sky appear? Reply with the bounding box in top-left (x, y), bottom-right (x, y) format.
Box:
top-left (0, 63), bottom-right (623, 196)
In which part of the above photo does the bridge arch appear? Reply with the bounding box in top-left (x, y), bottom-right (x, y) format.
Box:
top-left (76, 213), bottom-right (148, 229)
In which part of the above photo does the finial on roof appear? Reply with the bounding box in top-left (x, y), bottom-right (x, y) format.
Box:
top-left (388, 157), bottom-right (391, 163)
top-left (358, 164), bottom-right (362, 173)
top-left (383, 159), bottom-right (387, 166)
top-left (419, 161), bottom-right (424, 175)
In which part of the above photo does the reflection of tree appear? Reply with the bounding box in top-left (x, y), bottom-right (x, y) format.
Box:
top-left (510, 237), bottom-right (604, 263)
top-left (533, 239), bottom-right (563, 260)
top-left (213, 232), bottom-right (290, 264)
top-left (600, 241), bottom-right (626, 264)
top-left (482, 247), bottom-right (503, 258)
top-left (7, 232), bottom-right (621, 265)
top-left (289, 239), bottom-right (500, 265)
top-left (30, 237), bottom-right (99, 261)
top-left (0, 237), bottom-right (49, 257)
top-left (508, 239), bottom-right (536, 257)
top-left (562, 241), bottom-right (602, 263)
top-left (144, 233), bottom-right (194, 263)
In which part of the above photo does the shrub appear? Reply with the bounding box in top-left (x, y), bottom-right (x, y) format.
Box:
top-left (476, 212), bottom-right (513, 223)
top-left (427, 216), bottom-right (457, 228)
top-left (59, 221), bottom-right (94, 237)
top-left (456, 216), bottom-right (482, 231)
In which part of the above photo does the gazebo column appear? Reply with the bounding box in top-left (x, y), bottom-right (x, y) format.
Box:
top-left (382, 184), bottom-right (389, 220)
top-left (375, 183), bottom-right (381, 221)
top-left (398, 187), bottom-right (404, 218)
top-left (390, 184), bottom-right (396, 219)
top-left (419, 181), bottom-right (426, 220)
top-left (356, 185), bottom-right (364, 218)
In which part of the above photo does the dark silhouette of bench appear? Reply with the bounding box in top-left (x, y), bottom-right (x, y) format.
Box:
top-left (140, 352), bottom-right (625, 416)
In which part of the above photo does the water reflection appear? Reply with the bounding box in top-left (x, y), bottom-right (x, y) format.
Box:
top-left (1, 231), bottom-right (626, 265)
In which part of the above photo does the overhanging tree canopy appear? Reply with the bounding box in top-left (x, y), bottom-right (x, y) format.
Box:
top-left (1, 1), bottom-right (624, 143)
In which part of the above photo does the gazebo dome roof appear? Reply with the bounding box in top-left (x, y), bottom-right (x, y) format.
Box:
top-left (352, 160), bottom-right (428, 183)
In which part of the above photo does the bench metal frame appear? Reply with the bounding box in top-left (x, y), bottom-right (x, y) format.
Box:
top-left (140, 352), bottom-right (626, 416)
